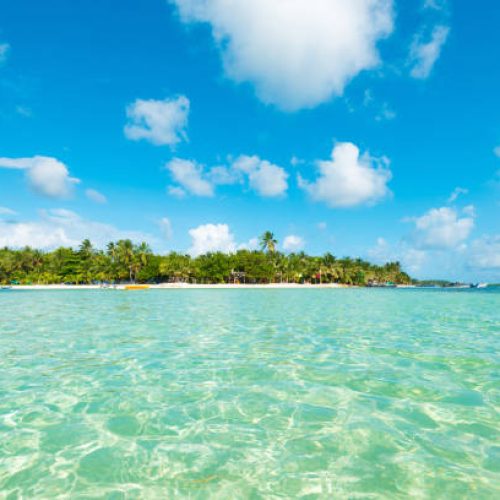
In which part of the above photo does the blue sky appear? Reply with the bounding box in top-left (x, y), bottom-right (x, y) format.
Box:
top-left (0, 0), bottom-right (499, 281)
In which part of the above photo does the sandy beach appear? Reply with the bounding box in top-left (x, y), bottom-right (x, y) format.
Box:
top-left (6, 283), bottom-right (349, 290)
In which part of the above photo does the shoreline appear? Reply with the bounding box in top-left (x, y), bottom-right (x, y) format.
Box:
top-left (2, 284), bottom-right (489, 291)
top-left (5, 283), bottom-right (353, 290)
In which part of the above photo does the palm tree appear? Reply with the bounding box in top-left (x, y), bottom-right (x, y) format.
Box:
top-left (106, 242), bottom-right (116, 259)
top-left (321, 252), bottom-right (338, 283)
top-left (79, 239), bottom-right (94, 257)
top-left (0, 238), bottom-right (415, 286)
top-left (260, 231), bottom-right (278, 254)
top-left (116, 239), bottom-right (135, 282)
top-left (159, 252), bottom-right (192, 283)
top-left (132, 242), bottom-right (152, 282)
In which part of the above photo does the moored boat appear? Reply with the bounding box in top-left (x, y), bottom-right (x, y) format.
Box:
top-left (124, 284), bottom-right (150, 291)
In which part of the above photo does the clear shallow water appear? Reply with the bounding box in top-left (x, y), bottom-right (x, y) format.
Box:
top-left (0, 289), bottom-right (499, 499)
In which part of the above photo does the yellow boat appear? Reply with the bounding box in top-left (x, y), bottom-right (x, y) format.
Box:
top-left (124, 285), bottom-right (150, 291)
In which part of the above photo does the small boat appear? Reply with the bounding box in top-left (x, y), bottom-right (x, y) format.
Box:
top-left (1, 286), bottom-right (13, 290)
top-left (124, 285), bottom-right (150, 291)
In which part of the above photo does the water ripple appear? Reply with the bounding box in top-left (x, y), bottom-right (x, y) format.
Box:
top-left (0, 289), bottom-right (499, 498)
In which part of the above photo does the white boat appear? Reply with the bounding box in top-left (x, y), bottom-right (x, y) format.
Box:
top-left (477, 283), bottom-right (488, 289)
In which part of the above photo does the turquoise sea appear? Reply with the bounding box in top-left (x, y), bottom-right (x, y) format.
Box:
top-left (0, 288), bottom-right (499, 498)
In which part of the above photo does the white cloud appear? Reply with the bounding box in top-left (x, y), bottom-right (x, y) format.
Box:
top-left (237, 237), bottom-right (259, 251)
top-left (159, 217), bottom-right (173, 240)
top-left (0, 43), bottom-right (9, 64)
top-left (423, 0), bottom-right (447, 11)
top-left (0, 156), bottom-right (80, 199)
top-left (208, 165), bottom-right (239, 185)
top-left (124, 95), bottom-right (190, 147)
top-left (410, 25), bottom-right (450, 79)
top-left (85, 188), bottom-right (107, 204)
top-left (290, 157), bottom-right (305, 167)
top-left (494, 146), bottom-right (500, 158)
top-left (370, 208), bottom-right (499, 281)
top-left (167, 185), bottom-right (187, 198)
top-left (0, 209), bottom-right (155, 249)
top-left (368, 237), bottom-right (428, 274)
top-left (166, 154), bottom-right (288, 198)
top-left (375, 102), bottom-right (396, 121)
top-left (187, 223), bottom-right (259, 255)
top-left (283, 235), bottom-right (305, 252)
top-left (0, 206), bottom-right (16, 216)
top-left (166, 158), bottom-right (214, 197)
top-left (299, 142), bottom-right (392, 208)
top-left (172, 0), bottom-right (394, 111)
top-left (188, 223), bottom-right (236, 256)
top-left (462, 204), bottom-right (476, 217)
top-left (317, 222), bottom-right (327, 231)
top-left (469, 236), bottom-right (500, 270)
top-left (410, 207), bottom-right (474, 250)
top-left (363, 90), bottom-right (396, 122)
top-left (368, 236), bottom-right (390, 260)
top-left (402, 247), bottom-right (429, 273)
top-left (232, 155), bottom-right (288, 197)
top-left (448, 187), bottom-right (468, 203)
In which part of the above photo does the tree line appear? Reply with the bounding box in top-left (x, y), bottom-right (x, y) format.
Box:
top-left (0, 232), bottom-right (412, 286)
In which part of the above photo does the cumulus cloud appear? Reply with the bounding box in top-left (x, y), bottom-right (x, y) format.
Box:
top-left (462, 205), bottom-right (475, 217)
top-left (290, 157), bottom-right (305, 167)
top-left (124, 95), bottom-right (190, 147)
top-left (85, 188), bottom-right (107, 204)
top-left (237, 237), bottom-right (259, 251)
top-left (208, 165), bottom-right (239, 185)
top-left (368, 237), bottom-right (428, 274)
top-left (167, 185), bottom-right (187, 198)
top-left (0, 206), bottom-right (16, 216)
top-left (283, 235), bottom-right (305, 252)
top-left (448, 187), bottom-right (468, 203)
top-left (410, 207), bottom-right (474, 250)
top-left (369, 206), bottom-right (499, 281)
top-left (0, 209), bottom-right (155, 249)
top-left (166, 158), bottom-right (214, 197)
top-left (187, 223), bottom-right (259, 255)
top-left (159, 217), bottom-right (173, 240)
top-left (172, 0), bottom-right (394, 111)
top-left (188, 223), bottom-right (236, 256)
top-left (299, 142), bottom-right (392, 208)
top-left (232, 155), bottom-right (288, 197)
top-left (410, 25), bottom-right (450, 79)
top-left (0, 156), bottom-right (80, 198)
top-left (469, 236), bottom-right (500, 270)
top-left (166, 154), bottom-right (288, 198)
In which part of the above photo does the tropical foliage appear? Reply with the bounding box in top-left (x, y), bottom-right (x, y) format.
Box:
top-left (0, 234), bottom-right (412, 286)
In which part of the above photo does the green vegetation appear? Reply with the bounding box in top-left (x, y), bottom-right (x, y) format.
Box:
top-left (0, 234), bottom-right (412, 286)
top-left (413, 280), bottom-right (452, 287)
